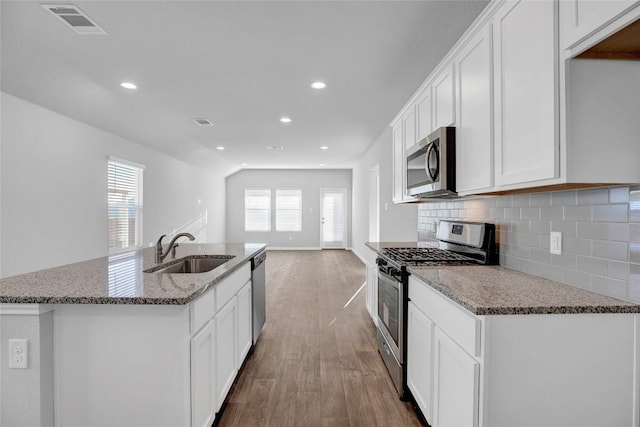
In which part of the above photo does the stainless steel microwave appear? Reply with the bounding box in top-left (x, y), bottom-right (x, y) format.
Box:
top-left (406, 127), bottom-right (456, 198)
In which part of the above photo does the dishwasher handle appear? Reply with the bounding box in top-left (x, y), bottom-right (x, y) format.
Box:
top-left (252, 250), bottom-right (266, 270)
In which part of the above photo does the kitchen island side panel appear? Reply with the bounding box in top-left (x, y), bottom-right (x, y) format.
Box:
top-left (54, 304), bottom-right (191, 427)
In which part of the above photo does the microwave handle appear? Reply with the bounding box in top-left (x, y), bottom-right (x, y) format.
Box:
top-left (426, 143), bottom-right (439, 181)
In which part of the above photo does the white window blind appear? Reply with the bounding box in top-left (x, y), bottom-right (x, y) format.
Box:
top-left (108, 160), bottom-right (143, 252)
top-left (276, 189), bottom-right (302, 231)
top-left (108, 251), bottom-right (142, 297)
top-left (245, 189), bottom-right (271, 231)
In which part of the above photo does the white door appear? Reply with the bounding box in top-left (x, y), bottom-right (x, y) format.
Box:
top-left (320, 188), bottom-right (347, 249)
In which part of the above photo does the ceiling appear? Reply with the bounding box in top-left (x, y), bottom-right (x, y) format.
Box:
top-left (1, 1), bottom-right (488, 172)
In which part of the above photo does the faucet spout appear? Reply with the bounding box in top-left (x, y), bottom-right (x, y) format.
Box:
top-left (155, 232), bottom-right (195, 264)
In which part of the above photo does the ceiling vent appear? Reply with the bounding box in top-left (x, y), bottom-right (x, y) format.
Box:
top-left (42, 4), bottom-right (107, 35)
top-left (193, 119), bottom-right (215, 126)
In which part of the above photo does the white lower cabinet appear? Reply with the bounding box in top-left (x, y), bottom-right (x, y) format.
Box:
top-left (54, 262), bottom-right (253, 427)
top-left (237, 281), bottom-right (253, 366)
top-left (215, 297), bottom-right (238, 412)
top-left (407, 276), bottom-right (639, 427)
top-left (407, 301), bottom-right (434, 423)
top-left (191, 319), bottom-right (216, 427)
top-left (432, 328), bottom-right (479, 427)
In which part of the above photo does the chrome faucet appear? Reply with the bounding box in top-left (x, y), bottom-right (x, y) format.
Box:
top-left (155, 233), bottom-right (195, 263)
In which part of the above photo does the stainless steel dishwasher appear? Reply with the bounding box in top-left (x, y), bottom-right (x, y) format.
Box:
top-left (251, 250), bottom-right (266, 344)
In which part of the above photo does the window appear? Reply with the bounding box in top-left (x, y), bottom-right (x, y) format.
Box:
top-left (276, 189), bottom-right (302, 231)
top-left (245, 189), bottom-right (271, 231)
top-left (108, 159), bottom-right (144, 252)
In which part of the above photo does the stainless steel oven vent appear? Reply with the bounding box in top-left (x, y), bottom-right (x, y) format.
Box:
top-left (42, 4), bottom-right (107, 35)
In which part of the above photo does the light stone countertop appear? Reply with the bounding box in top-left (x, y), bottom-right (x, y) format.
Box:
top-left (367, 242), bottom-right (640, 315)
top-left (0, 243), bottom-right (266, 305)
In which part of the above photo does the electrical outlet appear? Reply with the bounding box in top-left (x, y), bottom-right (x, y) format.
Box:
top-left (550, 231), bottom-right (562, 255)
top-left (9, 339), bottom-right (28, 369)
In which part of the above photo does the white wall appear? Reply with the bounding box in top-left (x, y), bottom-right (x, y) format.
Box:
top-left (352, 126), bottom-right (418, 262)
top-left (226, 169), bottom-right (352, 248)
top-left (0, 92), bottom-right (234, 277)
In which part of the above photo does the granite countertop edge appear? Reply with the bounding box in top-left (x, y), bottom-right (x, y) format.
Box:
top-left (0, 243), bottom-right (267, 306)
top-left (367, 241), bottom-right (640, 315)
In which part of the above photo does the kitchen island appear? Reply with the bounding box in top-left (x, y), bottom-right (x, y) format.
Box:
top-left (367, 242), bottom-right (640, 427)
top-left (0, 243), bottom-right (266, 427)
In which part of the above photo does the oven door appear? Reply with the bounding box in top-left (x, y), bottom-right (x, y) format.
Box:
top-left (377, 266), bottom-right (403, 362)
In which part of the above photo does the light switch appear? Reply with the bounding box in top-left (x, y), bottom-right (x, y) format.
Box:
top-left (550, 232), bottom-right (562, 255)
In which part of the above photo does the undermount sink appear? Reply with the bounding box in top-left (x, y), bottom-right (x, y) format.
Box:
top-left (144, 255), bottom-right (235, 274)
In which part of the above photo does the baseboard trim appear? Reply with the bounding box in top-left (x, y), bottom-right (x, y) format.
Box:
top-left (350, 248), bottom-right (368, 265)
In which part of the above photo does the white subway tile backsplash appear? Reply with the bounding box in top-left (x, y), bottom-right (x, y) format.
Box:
top-left (630, 224), bottom-right (640, 242)
top-left (563, 236), bottom-right (592, 256)
top-left (592, 276), bottom-right (628, 299)
top-left (490, 207), bottom-right (505, 219)
top-left (577, 222), bottom-right (609, 240)
top-left (564, 205), bottom-right (592, 221)
top-left (541, 206), bottom-right (564, 221)
top-left (551, 190), bottom-right (576, 206)
top-left (539, 264), bottom-right (564, 282)
top-left (609, 224), bottom-right (630, 242)
top-left (417, 186), bottom-right (637, 302)
top-left (610, 186), bottom-right (630, 203)
top-left (551, 220), bottom-right (577, 237)
top-left (512, 194), bottom-right (530, 207)
top-left (529, 220), bottom-right (551, 234)
top-left (576, 256), bottom-right (608, 276)
top-left (592, 240), bottom-right (628, 261)
top-left (609, 261), bottom-right (629, 280)
top-left (577, 188), bottom-right (609, 205)
top-left (505, 207), bottom-right (521, 219)
top-left (529, 192), bottom-right (551, 207)
top-left (521, 207), bottom-right (541, 220)
top-left (551, 253), bottom-right (577, 269)
top-left (563, 269), bottom-right (592, 290)
top-left (531, 248), bottom-right (551, 264)
top-left (496, 195), bottom-right (513, 207)
top-left (593, 204), bottom-right (629, 222)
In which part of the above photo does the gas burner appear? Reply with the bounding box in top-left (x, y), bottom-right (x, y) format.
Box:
top-left (382, 247), bottom-right (480, 266)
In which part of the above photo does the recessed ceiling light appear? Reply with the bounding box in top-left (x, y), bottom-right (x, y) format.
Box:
top-left (280, 117), bottom-right (292, 123)
top-left (120, 82), bottom-right (137, 90)
top-left (241, 163), bottom-right (248, 166)
top-left (319, 163), bottom-right (326, 167)
top-left (266, 145), bottom-right (284, 150)
top-left (216, 146), bottom-right (225, 150)
top-left (311, 81), bottom-right (327, 90)
top-left (320, 146), bottom-right (329, 150)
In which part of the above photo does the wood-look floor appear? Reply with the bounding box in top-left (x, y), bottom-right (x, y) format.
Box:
top-left (217, 250), bottom-right (421, 427)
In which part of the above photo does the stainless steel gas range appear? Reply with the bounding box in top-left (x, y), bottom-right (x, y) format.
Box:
top-left (375, 220), bottom-right (497, 400)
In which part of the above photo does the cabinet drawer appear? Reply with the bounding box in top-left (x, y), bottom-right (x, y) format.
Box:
top-left (409, 276), bottom-right (480, 357)
top-left (216, 263), bottom-right (251, 313)
top-left (190, 287), bottom-right (215, 335)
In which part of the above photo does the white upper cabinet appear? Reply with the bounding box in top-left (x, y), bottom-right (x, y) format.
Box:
top-left (432, 64), bottom-right (455, 129)
top-left (454, 25), bottom-right (493, 194)
top-left (392, 110), bottom-right (417, 203)
top-left (560, 0), bottom-right (638, 50)
top-left (392, 121), bottom-right (405, 203)
top-left (403, 107), bottom-right (417, 150)
top-left (493, 0), bottom-right (558, 187)
top-left (415, 87), bottom-right (433, 143)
